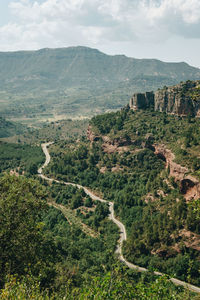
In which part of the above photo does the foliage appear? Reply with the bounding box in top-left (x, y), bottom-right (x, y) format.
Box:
top-left (0, 173), bottom-right (118, 292)
top-left (0, 142), bottom-right (44, 174)
top-left (0, 117), bottom-right (27, 138)
top-left (46, 108), bottom-right (200, 286)
top-left (0, 175), bottom-right (51, 287)
top-left (1, 86), bottom-right (200, 297)
top-left (91, 108), bottom-right (200, 175)
top-left (0, 268), bottom-right (196, 299)
top-left (42, 182), bottom-right (118, 280)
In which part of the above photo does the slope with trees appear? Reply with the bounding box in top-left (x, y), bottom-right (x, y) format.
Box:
top-left (46, 106), bottom-right (200, 286)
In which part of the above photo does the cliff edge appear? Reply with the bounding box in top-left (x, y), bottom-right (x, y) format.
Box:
top-left (130, 80), bottom-right (200, 117)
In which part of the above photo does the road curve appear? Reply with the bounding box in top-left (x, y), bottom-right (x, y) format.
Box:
top-left (38, 142), bottom-right (200, 294)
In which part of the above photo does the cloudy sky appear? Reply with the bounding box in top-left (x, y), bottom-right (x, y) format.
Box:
top-left (0, 0), bottom-right (200, 67)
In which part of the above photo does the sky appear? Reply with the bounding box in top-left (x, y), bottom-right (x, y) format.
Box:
top-left (0, 0), bottom-right (200, 68)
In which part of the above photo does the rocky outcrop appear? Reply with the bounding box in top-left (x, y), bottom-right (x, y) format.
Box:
top-left (87, 125), bottom-right (132, 153)
top-left (101, 136), bottom-right (134, 154)
top-left (179, 229), bottom-right (200, 251)
top-left (129, 91), bottom-right (154, 110)
top-left (153, 144), bottom-right (188, 180)
top-left (130, 80), bottom-right (200, 117)
top-left (154, 80), bottom-right (200, 116)
top-left (87, 125), bottom-right (100, 142)
top-left (153, 144), bottom-right (200, 201)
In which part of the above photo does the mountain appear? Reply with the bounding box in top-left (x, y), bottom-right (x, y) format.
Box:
top-left (1, 47), bottom-right (200, 88)
top-left (0, 46), bottom-right (200, 122)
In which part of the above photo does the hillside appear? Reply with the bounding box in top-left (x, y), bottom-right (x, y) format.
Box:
top-left (46, 102), bottom-right (200, 287)
top-left (0, 117), bottom-right (27, 138)
top-left (1, 47), bottom-right (200, 87)
top-left (0, 142), bottom-right (44, 174)
top-left (0, 46), bottom-right (200, 123)
top-left (1, 81), bottom-right (200, 298)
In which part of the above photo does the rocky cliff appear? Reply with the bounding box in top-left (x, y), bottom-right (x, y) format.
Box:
top-left (153, 144), bottom-right (200, 201)
top-left (129, 91), bottom-right (154, 110)
top-left (130, 80), bottom-right (200, 116)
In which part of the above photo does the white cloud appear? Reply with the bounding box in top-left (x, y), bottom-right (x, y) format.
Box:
top-left (0, 0), bottom-right (200, 52)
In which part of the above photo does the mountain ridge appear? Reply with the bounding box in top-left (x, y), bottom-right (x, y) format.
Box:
top-left (0, 45), bottom-right (198, 67)
top-left (0, 46), bottom-right (200, 122)
top-left (1, 46), bottom-right (199, 81)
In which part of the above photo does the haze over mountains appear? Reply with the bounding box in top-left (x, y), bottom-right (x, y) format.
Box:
top-left (0, 46), bottom-right (200, 123)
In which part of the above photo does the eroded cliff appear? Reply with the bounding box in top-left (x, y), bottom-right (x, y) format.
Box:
top-left (130, 80), bottom-right (200, 117)
top-left (153, 144), bottom-right (200, 201)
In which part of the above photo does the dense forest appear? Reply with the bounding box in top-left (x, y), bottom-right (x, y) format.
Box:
top-left (0, 142), bottom-right (44, 174)
top-left (1, 174), bottom-right (194, 299)
top-left (1, 175), bottom-right (197, 299)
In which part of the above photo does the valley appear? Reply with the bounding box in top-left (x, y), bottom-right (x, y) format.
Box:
top-left (1, 47), bottom-right (200, 124)
top-left (1, 74), bottom-right (200, 298)
top-left (39, 141), bottom-right (200, 294)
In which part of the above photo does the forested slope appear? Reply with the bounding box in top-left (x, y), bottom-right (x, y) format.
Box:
top-left (1, 83), bottom-right (200, 298)
top-left (1, 174), bottom-right (192, 299)
top-left (46, 106), bottom-right (200, 287)
top-left (0, 117), bottom-right (27, 138)
top-left (0, 142), bottom-right (44, 174)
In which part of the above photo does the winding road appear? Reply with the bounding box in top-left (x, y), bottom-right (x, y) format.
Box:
top-left (38, 142), bottom-right (200, 294)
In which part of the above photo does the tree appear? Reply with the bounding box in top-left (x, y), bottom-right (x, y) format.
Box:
top-left (0, 174), bottom-right (50, 287)
top-left (71, 194), bottom-right (83, 209)
top-left (85, 197), bottom-right (93, 208)
top-left (28, 163), bottom-right (38, 175)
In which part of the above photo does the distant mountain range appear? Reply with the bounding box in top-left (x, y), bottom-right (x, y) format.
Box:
top-left (0, 46), bottom-right (200, 122)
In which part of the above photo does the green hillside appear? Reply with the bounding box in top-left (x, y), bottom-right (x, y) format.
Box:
top-left (0, 175), bottom-right (196, 299)
top-left (0, 117), bottom-right (27, 138)
top-left (1, 47), bottom-right (200, 123)
top-left (46, 106), bottom-right (200, 287)
top-left (0, 142), bottom-right (44, 174)
top-left (1, 80), bottom-right (200, 298)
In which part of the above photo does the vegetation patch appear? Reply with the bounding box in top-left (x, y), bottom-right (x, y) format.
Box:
top-left (46, 108), bottom-right (200, 286)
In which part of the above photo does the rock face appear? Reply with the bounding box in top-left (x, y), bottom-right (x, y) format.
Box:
top-left (129, 91), bottom-right (154, 110)
top-left (87, 125), bottom-right (132, 153)
top-left (130, 80), bottom-right (200, 117)
top-left (153, 144), bottom-right (200, 201)
top-left (87, 125), bottom-right (100, 142)
top-left (154, 80), bottom-right (200, 116)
